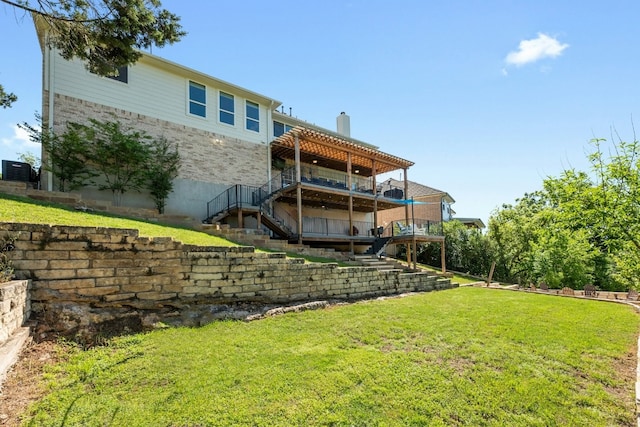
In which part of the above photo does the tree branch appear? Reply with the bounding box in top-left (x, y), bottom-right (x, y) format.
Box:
top-left (0, 0), bottom-right (106, 22)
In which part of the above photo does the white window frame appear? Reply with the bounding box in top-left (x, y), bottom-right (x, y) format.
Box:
top-left (219, 91), bottom-right (235, 126)
top-left (245, 100), bottom-right (260, 132)
top-left (188, 81), bottom-right (207, 118)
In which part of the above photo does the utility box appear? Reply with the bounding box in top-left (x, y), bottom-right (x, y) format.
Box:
top-left (1, 160), bottom-right (32, 182)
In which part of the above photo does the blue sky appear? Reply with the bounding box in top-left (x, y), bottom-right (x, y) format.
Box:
top-left (1, 1), bottom-right (639, 225)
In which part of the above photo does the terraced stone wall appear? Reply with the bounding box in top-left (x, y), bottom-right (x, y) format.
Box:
top-left (0, 280), bottom-right (30, 346)
top-left (0, 223), bottom-right (455, 338)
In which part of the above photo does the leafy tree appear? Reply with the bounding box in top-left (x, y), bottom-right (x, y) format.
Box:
top-left (0, 84), bottom-right (17, 108)
top-left (1, 0), bottom-right (185, 102)
top-left (17, 151), bottom-right (40, 169)
top-left (146, 136), bottom-right (180, 213)
top-left (587, 137), bottom-right (640, 288)
top-left (82, 118), bottom-right (151, 206)
top-left (487, 184), bottom-right (601, 289)
top-left (20, 115), bottom-right (94, 191)
top-left (541, 170), bottom-right (621, 290)
top-left (487, 192), bottom-right (546, 284)
top-left (417, 220), bottom-right (493, 277)
top-left (530, 221), bottom-right (595, 289)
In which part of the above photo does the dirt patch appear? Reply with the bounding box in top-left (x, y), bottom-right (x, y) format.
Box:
top-left (608, 349), bottom-right (638, 409)
top-left (0, 338), bottom-right (67, 426)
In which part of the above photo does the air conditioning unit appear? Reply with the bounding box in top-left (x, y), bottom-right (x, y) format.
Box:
top-left (2, 160), bottom-right (32, 182)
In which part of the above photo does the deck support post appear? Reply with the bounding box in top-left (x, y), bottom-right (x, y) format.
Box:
top-left (372, 159), bottom-right (378, 234)
top-left (404, 168), bottom-right (409, 227)
top-left (295, 133), bottom-right (303, 244)
top-left (348, 152), bottom-right (354, 254)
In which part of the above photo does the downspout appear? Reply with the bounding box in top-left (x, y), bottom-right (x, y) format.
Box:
top-left (266, 101), bottom-right (275, 192)
top-left (46, 37), bottom-right (55, 191)
top-left (262, 101), bottom-right (275, 234)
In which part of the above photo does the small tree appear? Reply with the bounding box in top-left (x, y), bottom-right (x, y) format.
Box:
top-left (83, 118), bottom-right (151, 206)
top-left (20, 115), bottom-right (94, 191)
top-left (17, 151), bottom-right (41, 170)
top-left (145, 136), bottom-right (180, 214)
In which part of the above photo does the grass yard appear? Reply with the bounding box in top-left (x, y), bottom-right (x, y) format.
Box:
top-left (18, 287), bottom-right (640, 426)
top-left (0, 193), bottom-right (235, 247)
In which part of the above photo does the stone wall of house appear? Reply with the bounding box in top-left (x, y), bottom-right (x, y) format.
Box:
top-left (0, 280), bottom-right (30, 346)
top-left (51, 93), bottom-right (268, 187)
top-left (42, 92), bottom-right (268, 219)
top-left (0, 222), bottom-right (455, 339)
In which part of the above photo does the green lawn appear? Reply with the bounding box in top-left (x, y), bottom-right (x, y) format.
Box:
top-left (0, 193), bottom-right (235, 247)
top-left (21, 287), bottom-right (639, 426)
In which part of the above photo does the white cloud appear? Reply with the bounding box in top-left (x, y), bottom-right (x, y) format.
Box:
top-left (0, 124), bottom-right (40, 161)
top-left (505, 33), bottom-right (569, 67)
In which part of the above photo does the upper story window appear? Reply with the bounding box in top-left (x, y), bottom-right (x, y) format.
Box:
top-left (246, 101), bottom-right (259, 132)
top-left (273, 121), bottom-right (293, 137)
top-left (91, 66), bottom-right (128, 83)
top-left (442, 201), bottom-right (453, 221)
top-left (107, 66), bottom-right (128, 83)
top-left (188, 81), bottom-right (206, 118)
top-left (219, 92), bottom-right (235, 125)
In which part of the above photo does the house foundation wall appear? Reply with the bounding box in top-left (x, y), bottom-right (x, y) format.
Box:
top-left (0, 223), bottom-right (455, 340)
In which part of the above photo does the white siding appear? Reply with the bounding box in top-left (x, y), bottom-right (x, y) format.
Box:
top-left (51, 52), bottom-right (270, 145)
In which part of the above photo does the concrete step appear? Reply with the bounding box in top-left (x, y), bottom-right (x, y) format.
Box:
top-left (0, 327), bottom-right (30, 391)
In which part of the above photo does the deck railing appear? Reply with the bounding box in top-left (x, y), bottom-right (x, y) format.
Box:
top-left (206, 184), bottom-right (262, 220)
top-left (302, 217), bottom-right (374, 237)
top-left (206, 165), bottom-right (409, 222)
top-left (389, 219), bottom-right (443, 237)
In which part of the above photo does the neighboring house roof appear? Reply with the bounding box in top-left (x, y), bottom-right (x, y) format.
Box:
top-left (454, 217), bottom-right (486, 229)
top-left (380, 178), bottom-right (455, 203)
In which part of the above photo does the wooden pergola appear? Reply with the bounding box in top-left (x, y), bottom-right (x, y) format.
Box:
top-left (272, 127), bottom-right (412, 243)
top-left (270, 126), bottom-right (445, 271)
top-left (272, 127), bottom-right (413, 176)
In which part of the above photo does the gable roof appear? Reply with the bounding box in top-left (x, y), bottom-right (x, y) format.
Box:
top-left (34, 16), bottom-right (281, 108)
top-left (453, 217), bottom-right (486, 229)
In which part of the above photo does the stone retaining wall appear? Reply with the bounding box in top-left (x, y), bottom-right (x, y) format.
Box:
top-left (0, 223), bottom-right (454, 339)
top-left (0, 280), bottom-right (30, 346)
